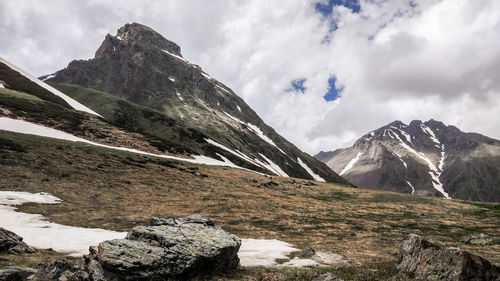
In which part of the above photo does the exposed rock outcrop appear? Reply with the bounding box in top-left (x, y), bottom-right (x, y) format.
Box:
top-left (397, 233), bottom-right (500, 280)
top-left (461, 233), bottom-right (494, 246)
top-left (85, 214), bottom-right (241, 280)
top-left (0, 267), bottom-right (36, 281)
top-left (301, 247), bottom-right (316, 258)
top-left (33, 259), bottom-right (88, 281)
top-left (0, 228), bottom-right (35, 254)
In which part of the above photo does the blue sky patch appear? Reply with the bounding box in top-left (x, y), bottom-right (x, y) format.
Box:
top-left (314, 0), bottom-right (361, 17)
top-left (323, 76), bottom-right (343, 101)
top-left (287, 78), bottom-right (307, 93)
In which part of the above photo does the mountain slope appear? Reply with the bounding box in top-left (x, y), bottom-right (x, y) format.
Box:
top-left (36, 22), bottom-right (345, 183)
top-left (315, 120), bottom-right (500, 202)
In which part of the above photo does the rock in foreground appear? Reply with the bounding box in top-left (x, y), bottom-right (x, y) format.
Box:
top-left (0, 267), bottom-right (37, 281)
top-left (397, 233), bottom-right (500, 280)
top-left (0, 227), bottom-right (35, 254)
top-left (85, 214), bottom-right (241, 280)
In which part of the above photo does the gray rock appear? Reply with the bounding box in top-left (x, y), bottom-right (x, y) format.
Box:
top-left (461, 233), bottom-right (494, 246)
top-left (86, 214), bottom-right (241, 280)
top-left (0, 267), bottom-right (36, 281)
top-left (301, 247), bottom-right (316, 258)
top-left (397, 233), bottom-right (500, 280)
top-left (0, 227), bottom-right (35, 254)
top-left (149, 213), bottom-right (214, 226)
top-left (312, 273), bottom-right (344, 281)
top-left (33, 259), bottom-right (88, 281)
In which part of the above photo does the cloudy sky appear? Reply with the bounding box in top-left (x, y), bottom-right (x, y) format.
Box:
top-left (1, 0), bottom-right (499, 154)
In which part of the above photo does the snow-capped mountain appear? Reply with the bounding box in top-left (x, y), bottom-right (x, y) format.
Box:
top-left (315, 120), bottom-right (500, 202)
top-left (28, 22), bottom-right (346, 183)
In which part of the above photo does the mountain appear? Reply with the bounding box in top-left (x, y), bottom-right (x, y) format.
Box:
top-left (315, 120), bottom-right (500, 202)
top-left (9, 22), bottom-right (346, 183)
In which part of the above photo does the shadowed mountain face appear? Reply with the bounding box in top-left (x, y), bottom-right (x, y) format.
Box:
top-left (41, 23), bottom-right (346, 183)
top-left (315, 120), bottom-right (500, 202)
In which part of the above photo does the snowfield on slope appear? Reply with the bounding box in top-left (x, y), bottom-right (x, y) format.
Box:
top-left (339, 152), bottom-right (363, 176)
top-left (223, 112), bottom-right (287, 155)
top-left (205, 138), bottom-right (287, 176)
top-left (0, 57), bottom-right (100, 117)
top-left (0, 117), bottom-right (255, 172)
top-left (297, 158), bottom-right (325, 182)
top-left (387, 128), bottom-right (450, 198)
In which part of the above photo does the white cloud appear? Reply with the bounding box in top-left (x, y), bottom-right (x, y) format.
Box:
top-left (1, 0), bottom-right (499, 154)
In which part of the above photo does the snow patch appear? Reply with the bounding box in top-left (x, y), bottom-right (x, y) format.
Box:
top-left (162, 50), bottom-right (190, 64)
top-left (223, 112), bottom-right (286, 155)
top-left (41, 73), bottom-right (56, 82)
top-left (176, 92), bottom-right (184, 101)
top-left (390, 126), bottom-right (413, 145)
top-left (238, 239), bottom-right (298, 266)
top-left (0, 57), bottom-right (100, 116)
top-left (237, 105), bottom-right (241, 112)
top-left (339, 152), bottom-right (363, 176)
top-left (297, 158), bottom-right (325, 182)
top-left (201, 72), bottom-right (212, 80)
top-left (168, 76), bottom-right (176, 82)
top-left (280, 257), bottom-right (323, 267)
top-left (420, 124), bottom-right (440, 145)
top-left (215, 84), bottom-right (231, 94)
top-left (406, 181), bottom-right (415, 194)
top-left (393, 152), bottom-right (407, 169)
top-left (205, 138), bottom-right (287, 176)
top-left (116, 36), bottom-right (123, 41)
top-left (0, 191), bottom-right (127, 256)
top-left (0, 117), bottom-right (256, 172)
top-left (259, 153), bottom-right (289, 177)
top-left (388, 126), bottom-right (449, 199)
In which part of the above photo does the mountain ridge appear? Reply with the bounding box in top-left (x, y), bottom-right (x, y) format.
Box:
top-left (315, 119), bottom-right (500, 202)
top-left (38, 22), bottom-right (347, 183)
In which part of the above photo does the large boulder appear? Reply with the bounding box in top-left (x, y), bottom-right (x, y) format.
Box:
top-left (0, 228), bottom-right (35, 254)
top-left (397, 233), bottom-right (500, 280)
top-left (85, 214), bottom-right (241, 280)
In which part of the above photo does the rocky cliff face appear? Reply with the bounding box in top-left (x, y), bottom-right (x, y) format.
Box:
top-left (44, 23), bottom-right (346, 183)
top-left (315, 119), bottom-right (500, 202)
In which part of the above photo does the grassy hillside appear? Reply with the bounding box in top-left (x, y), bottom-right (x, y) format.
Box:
top-left (0, 129), bottom-right (498, 280)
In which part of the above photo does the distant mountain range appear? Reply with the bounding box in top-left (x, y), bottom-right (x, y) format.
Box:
top-left (315, 120), bottom-right (500, 202)
top-left (0, 22), bottom-right (346, 184)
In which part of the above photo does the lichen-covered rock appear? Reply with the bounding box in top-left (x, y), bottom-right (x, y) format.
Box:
top-left (301, 247), bottom-right (316, 258)
top-left (0, 228), bottom-right (35, 254)
top-left (461, 233), bottom-right (494, 246)
top-left (33, 259), bottom-right (88, 281)
top-left (397, 233), bottom-right (500, 280)
top-left (85, 214), bottom-right (241, 280)
top-left (0, 267), bottom-right (36, 281)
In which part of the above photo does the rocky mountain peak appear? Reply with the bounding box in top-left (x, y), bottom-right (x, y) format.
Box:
top-left (95, 22), bottom-right (182, 59)
top-left (387, 120), bottom-right (406, 128)
top-left (316, 118), bottom-right (500, 202)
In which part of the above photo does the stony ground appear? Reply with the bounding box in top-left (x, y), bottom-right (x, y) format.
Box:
top-left (0, 130), bottom-right (499, 280)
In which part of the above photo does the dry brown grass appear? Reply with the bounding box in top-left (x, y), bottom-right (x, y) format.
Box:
top-left (0, 130), bottom-right (499, 280)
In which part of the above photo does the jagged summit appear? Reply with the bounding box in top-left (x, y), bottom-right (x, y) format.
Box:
top-left (42, 23), bottom-right (347, 183)
top-left (95, 23), bottom-right (182, 59)
top-left (315, 119), bottom-right (500, 202)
